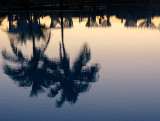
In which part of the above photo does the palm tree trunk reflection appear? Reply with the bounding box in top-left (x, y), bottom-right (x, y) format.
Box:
top-left (2, 13), bottom-right (100, 107)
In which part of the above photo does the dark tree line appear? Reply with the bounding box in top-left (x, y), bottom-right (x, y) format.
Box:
top-left (0, 0), bottom-right (158, 10)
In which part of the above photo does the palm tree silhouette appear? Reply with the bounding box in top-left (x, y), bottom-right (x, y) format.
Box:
top-left (47, 15), bottom-right (100, 107)
top-left (8, 13), bottom-right (48, 45)
top-left (51, 42), bottom-right (100, 107)
top-left (2, 13), bottom-right (52, 96)
top-left (138, 19), bottom-right (156, 29)
top-left (0, 13), bottom-right (6, 26)
top-left (2, 13), bottom-right (100, 107)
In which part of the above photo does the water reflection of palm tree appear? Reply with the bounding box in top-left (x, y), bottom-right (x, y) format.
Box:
top-left (8, 14), bottom-right (48, 45)
top-left (125, 19), bottom-right (137, 28)
top-left (52, 42), bottom-right (99, 107)
top-left (99, 15), bottom-right (111, 27)
top-left (86, 15), bottom-right (111, 28)
top-left (2, 35), bottom-right (52, 96)
top-left (0, 13), bottom-right (6, 26)
top-left (138, 9), bottom-right (156, 29)
top-left (2, 13), bottom-right (52, 96)
top-left (106, 14), bottom-right (111, 27)
top-left (86, 15), bottom-right (98, 27)
top-left (50, 15), bottom-right (73, 29)
top-left (2, 13), bottom-right (100, 107)
top-left (138, 19), bottom-right (156, 29)
top-left (50, 14), bottom-right (60, 28)
top-left (63, 17), bottom-right (73, 28)
top-left (47, 15), bottom-right (100, 107)
top-left (0, 17), bottom-right (5, 25)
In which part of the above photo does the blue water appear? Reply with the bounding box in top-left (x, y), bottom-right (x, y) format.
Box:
top-left (0, 10), bottom-right (160, 121)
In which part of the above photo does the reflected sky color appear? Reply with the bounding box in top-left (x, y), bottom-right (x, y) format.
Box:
top-left (0, 11), bottom-right (160, 121)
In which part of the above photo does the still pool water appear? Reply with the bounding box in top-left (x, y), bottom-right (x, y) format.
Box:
top-left (0, 9), bottom-right (160, 121)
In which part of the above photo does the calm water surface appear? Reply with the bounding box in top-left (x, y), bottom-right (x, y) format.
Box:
top-left (0, 10), bottom-right (160, 121)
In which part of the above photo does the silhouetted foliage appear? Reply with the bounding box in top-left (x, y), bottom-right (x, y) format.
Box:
top-left (2, 13), bottom-right (100, 107)
top-left (0, 0), bottom-right (158, 10)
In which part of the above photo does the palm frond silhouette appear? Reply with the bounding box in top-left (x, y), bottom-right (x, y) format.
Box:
top-left (2, 13), bottom-right (100, 107)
